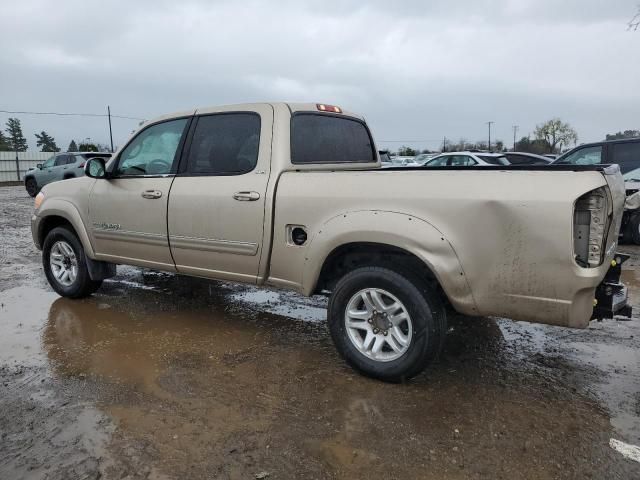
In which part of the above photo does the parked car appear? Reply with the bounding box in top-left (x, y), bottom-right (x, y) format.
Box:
top-left (392, 156), bottom-right (420, 167)
top-left (379, 150), bottom-right (393, 167)
top-left (31, 102), bottom-right (630, 381)
top-left (553, 137), bottom-right (640, 244)
top-left (422, 151), bottom-right (510, 167)
top-left (503, 152), bottom-right (551, 165)
top-left (413, 153), bottom-right (437, 165)
top-left (543, 154), bottom-right (560, 160)
top-left (24, 152), bottom-right (112, 197)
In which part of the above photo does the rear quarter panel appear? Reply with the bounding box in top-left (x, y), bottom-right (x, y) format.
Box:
top-left (268, 169), bottom-right (614, 327)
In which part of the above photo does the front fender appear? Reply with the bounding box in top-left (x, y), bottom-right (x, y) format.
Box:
top-left (32, 198), bottom-right (95, 258)
top-left (301, 210), bottom-right (478, 315)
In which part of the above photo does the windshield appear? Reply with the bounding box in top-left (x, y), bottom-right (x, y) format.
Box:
top-left (478, 155), bottom-right (509, 165)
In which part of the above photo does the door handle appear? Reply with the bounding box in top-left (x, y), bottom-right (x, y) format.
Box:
top-left (233, 191), bottom-right (260, 201)
top-left (141, 190), bottom-right (163, 199)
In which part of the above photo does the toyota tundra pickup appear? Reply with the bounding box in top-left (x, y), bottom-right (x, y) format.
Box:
top-left (31, 102), bottom-right (632, 381)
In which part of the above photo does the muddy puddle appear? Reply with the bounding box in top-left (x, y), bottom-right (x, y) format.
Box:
top-left (1, 271), bottom-right (638, 478)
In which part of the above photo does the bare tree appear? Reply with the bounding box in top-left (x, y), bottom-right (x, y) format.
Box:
top-left (534, 118), bottom-right (578, 153)
top-left (629, 5), bottom-right (640, 31)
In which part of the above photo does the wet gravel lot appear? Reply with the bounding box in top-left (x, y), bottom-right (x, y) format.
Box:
top-left (1, 185), bottom-right (639, 479)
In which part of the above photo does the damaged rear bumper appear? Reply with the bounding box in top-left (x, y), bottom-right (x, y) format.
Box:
top-left (591, 253), bottom-right (633, 320)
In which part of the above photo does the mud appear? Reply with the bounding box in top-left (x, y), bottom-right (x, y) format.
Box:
top-left (1, 185), bottom-right (639, 479)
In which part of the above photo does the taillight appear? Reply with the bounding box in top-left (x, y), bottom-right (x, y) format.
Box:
top-left (574, 187), bottom-right (610, 267)
top-left (317, 104), bottom-right (342, 113)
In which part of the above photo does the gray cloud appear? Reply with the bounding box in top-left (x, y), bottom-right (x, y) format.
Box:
top-left (1, 0), bottom-right (638, 151)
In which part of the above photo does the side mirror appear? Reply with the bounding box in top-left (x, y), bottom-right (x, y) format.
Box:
top-left (36, 163), bottom-right (42, 169)
top-left (84, 157), bottom-right (107, 179)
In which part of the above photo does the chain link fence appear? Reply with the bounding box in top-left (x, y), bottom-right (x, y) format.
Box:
top-left (0, 152), bottom-right (52, 183)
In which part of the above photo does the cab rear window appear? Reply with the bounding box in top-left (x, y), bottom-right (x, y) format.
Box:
top-left (291, 113), bottom-right (375, 164)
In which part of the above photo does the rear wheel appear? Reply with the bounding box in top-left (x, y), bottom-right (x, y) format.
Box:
top-left (328, 266), bottom-right (446, 382)
top-left (25, 178), bottom-right (38, 197)
top-left (43, 227), bottom-right (102, 298)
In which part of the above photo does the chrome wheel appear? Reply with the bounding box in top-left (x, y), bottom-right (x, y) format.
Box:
top-left (344, 288), bottom-right (413, 362)
top-left (49, 241), bottom-right (78, 287)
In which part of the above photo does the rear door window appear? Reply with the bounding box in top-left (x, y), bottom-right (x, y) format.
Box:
top-left (54, 155), bottom-right (69, 166)
top-left (291, 114), bottom-right (375, 164)
top-left (610, 141), bottom-right (640, 174)
top-left (450, 155), bottom-right (476, 166)
top-left (184, 113), bottom-right (261, 175)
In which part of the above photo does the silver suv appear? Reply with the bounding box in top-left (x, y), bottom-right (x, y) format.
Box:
top-left (24, 152), bottom-right (112, 197)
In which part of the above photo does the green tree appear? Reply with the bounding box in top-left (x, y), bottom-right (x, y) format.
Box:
top-left (5, 118), bottom-right (28, 151)
top-left (78, 142), bottom-right (99, 152)
top-left (397, 146), bottom-right (417, 156)
top-left (0, 130), bottom-right (10, 151)
top-left (605, 130), bottom-right (640, 141)
top-left (534, 118), bottom-right (578, 153)
top-left (515, 136), bottom-right (549, 155)
top-left (67, 140), bottom-right (78, 152)
top-left (34, 131), bottom-right (60, 152)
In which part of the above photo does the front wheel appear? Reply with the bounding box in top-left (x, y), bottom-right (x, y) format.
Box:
top-left (42, 226), bottom-right (102, 298)
top-left (328, 266), bottom-right (446, 382)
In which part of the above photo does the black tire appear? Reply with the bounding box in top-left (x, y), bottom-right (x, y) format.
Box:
top-left (629, 213), bottom-right (640, 245)
top-left (25, 177), bottom-right (38, 197)
top-left (328, 266), bottom-right (446, 382)
top-left (42, 226), bottom-right (102, 298)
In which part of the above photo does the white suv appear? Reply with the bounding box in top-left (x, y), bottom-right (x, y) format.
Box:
top-left (423, 152), bottom-right (510, 167)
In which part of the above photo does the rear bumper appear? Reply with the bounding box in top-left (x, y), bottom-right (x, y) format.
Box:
top-left (591, 253), bottom-right (633, 320)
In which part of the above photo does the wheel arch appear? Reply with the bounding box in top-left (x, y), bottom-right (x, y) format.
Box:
top-left (301, 210), bottom-right (478, 315)
top-left (35, 200), bottom-right (95, 257)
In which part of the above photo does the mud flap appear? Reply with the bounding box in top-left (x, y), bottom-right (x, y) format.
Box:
top-left (591, 253), bottom-right (633, 320)
top-left (86, 255), bottom-right (117, 281)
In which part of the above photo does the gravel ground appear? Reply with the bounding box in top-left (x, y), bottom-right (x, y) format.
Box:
top-left (1, 185), bottom-right (639, 479)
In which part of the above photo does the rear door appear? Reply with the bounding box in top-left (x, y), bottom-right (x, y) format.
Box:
top-left (167, 104), bottom-right (273, 282)
top-left (610, 141), bottom-right (640, 174)
top-left (88, 117), bottom-right (190, 269)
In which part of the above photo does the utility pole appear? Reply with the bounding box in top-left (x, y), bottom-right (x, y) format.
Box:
top-left (486, 121), bottom-right (494, 151)
top-left (107, 106), bottom-right (114, 153)
top-left (442, 136), bottom-right (447, 152)
top-left (512, 125), bottom-right (519, 151)
top-left (15, 148), bottom-right (20, 182)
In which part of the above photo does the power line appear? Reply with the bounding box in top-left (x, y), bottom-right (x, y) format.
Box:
top-left (0, 109), bottom-right (145, 121)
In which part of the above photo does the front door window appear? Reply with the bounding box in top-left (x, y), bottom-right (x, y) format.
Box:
top-left (116, 119), bottom-right (188, 176)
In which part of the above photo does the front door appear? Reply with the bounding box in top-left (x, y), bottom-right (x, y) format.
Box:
top-left (88, 117), bottom-right (190, 270)
top-left (168, 105), bottom-right (273, 283)
top-left (36, 155), bottom-right (57, 184)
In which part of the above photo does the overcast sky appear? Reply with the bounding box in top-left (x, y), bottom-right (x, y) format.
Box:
top-left (1, 0), bottom-right (638, 152)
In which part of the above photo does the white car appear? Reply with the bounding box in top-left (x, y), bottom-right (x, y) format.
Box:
top-left (423, 152), bottom-right (510, 167)
top-left (392, 156), bottom-right (421, 167)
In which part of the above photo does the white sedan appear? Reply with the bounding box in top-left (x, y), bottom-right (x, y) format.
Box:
top-left (422, 152), bottom-right (510, 167)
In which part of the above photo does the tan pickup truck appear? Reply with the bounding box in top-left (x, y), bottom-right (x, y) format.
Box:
top-left (31, 102), bottom-right (632, 381)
